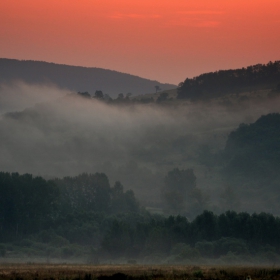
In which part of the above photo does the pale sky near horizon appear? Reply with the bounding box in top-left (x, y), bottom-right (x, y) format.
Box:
top-left (0, 0), bottom-right (280, 84)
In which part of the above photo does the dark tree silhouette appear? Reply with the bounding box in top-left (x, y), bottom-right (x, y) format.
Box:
top-left (161, 168), bottom-right (196, 214)
top-left (157, 92), bottom-right (168, 102)
top-left (78, 91), bottom-right (91, 98)
top-left (95, 90), bottom-right (104, 99)
top-left (155, 85), bottom-right (161, 93)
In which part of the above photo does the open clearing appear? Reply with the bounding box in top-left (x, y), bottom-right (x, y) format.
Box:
top-left (0, 264), bottom-right (280, 280)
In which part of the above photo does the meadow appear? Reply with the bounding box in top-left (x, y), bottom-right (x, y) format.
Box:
top-left (0, 264), bottom-right (280, 280)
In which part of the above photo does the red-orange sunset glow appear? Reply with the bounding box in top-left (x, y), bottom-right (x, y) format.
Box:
top-left (1, 0), bottom-right (279, 84)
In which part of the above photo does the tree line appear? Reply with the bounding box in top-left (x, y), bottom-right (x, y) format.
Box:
top-left (102, 210), bottom-right (280, 260)
top-left (0, 171), bottom-right (280, 262)
top-left (0, 172), bottom-right (139, 241)
top-left (77, 89), bottom-right (172, 104)
top-left (177, 61), bottom-right (280, 100)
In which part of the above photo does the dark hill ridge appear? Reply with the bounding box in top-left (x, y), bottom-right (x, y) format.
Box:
top-left (177, 61), bottom-right (280, 100)
top-left (224, 113), bottom-right (280, 182)
top-left (0, 58), bottom-right (176, 98)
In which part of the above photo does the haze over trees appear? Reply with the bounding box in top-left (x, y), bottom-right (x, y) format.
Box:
top-left (161, 168), bottom-right (206, 216)
top-left (1, 60), bottom-right (280, 263)
top-left (224, 113), bottom-right (280, 182)
top-left (0, 171), bottom-right (280, 263)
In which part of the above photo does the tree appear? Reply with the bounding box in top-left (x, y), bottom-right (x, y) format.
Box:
top-left (164, 168), bottom-right (196, 193)
top-left (77, 91), bottom-right (91, 98)
top-left (111, 181), bottom-right (139, 213)
top-left (55, 173), bottom-right (111, 213)
top-left (192, 210), bottom-right (218, 241)
top-left (0, 172), bottom-right (59, 236)
top-left (157, 92), bottom-right (168, 103)
top-left (161, 168), bottom-right (196, 214)
top-left (104, 93), bottom-right (112, 102)
top-left (155, 85), bottom-right (161, 93)
top-left (95, 90), bottom-right (104, 99)
top-left (117, 93), bottom-right (124, 99)
top-left (220, 185), bottom-right (240, 211)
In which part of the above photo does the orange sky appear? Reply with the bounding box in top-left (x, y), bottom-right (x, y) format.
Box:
top-left (0, 0), bottom-right (280, 84)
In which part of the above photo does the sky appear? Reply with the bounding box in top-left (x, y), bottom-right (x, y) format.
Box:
top-left (0, 0), bottom-right (280, 84)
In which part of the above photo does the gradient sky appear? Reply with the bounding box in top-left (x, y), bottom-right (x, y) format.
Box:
top-left (1, 0), bottom-right (280, 84)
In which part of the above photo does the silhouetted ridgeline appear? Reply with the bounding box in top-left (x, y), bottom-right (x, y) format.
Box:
top-left (178, 61), bottom-right (280, 100)
top-left (0, 58), bottom-right (176, 97)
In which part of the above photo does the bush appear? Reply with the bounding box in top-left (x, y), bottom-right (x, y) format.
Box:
top-left (195, 241), bottom-right (214, 257)
top-left (262, 251), bottom-right (280, 263)
top-left (220, 251), bottom-right (240, 264)
top-left (214, 237), bottom-right (249, 256)
top-left (193, 270), bottom-right (203, 278)
top-left (50, 235), bottom-right (69, 247)
top-left (170, 243), bottom-right (200, 261)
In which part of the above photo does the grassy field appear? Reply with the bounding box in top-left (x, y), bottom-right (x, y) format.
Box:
top-left (0, 264), bottom-right (280, 280)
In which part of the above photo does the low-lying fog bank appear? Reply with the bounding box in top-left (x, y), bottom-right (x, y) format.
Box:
top-left (1, 82), bottom-right (280, 214)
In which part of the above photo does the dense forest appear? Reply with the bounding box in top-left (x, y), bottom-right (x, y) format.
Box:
top-left (219, 113), bottom-right (280, 214)
top-left (224, 113), bottom-right (280, 182)
top-left (177, 61), bottom-right (280, 100)
top-left (0, 171), bottom-right (280, 264)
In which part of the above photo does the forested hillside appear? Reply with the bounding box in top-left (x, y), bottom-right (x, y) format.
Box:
top-left (224, 113), bottom-right (280, 182)
top-left (177, 61), bottom-right (280, 100)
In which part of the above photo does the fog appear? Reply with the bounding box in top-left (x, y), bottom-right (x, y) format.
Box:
top-left (0, 82), bottom-right (69, 115)
top-left (1, 82), bottom-right (280, 209)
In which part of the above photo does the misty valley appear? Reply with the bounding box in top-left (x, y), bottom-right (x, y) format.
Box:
top-left (0, 60), bottom-right (280, 266)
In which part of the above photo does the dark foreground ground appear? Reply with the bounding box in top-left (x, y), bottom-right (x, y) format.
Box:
top-left (0, 264), bottom-right (280, 280)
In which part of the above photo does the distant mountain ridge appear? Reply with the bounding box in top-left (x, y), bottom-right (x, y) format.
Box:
top-left (0, 58), bottom-right (176, 97)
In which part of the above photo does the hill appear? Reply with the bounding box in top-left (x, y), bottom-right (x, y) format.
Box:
top-left (131, 61), bottom-right (280, 104)
top-left (0, 58), bottom-right (176, 98)
top-left (224, 113), bottom-right (280, 183)
top-left (177, 61), bottom-right (280, 100)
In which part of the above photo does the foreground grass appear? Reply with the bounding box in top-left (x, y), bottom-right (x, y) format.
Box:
top-left (0, 264), bottom-right (280, 280)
